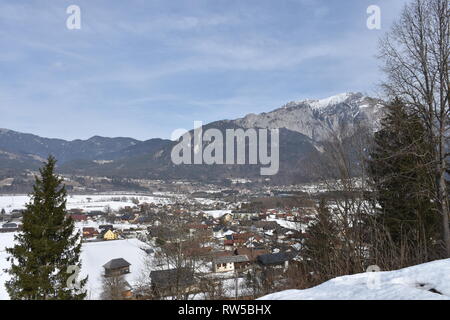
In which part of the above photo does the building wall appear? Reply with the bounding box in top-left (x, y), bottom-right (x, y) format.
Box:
top-left (104, 230), bottom-right (117, 240)
top-left (214, 262), bottom-right (234, 273)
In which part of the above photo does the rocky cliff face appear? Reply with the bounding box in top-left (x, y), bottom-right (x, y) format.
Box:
top-left (235, 92), bottom-right (383, 142)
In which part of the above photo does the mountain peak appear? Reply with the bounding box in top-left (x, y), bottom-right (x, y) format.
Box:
top-left (307, 92), bottom-right (364, 109)
top-left (283, 92), bottom-right (365, 110)
top-left (235, 92), bottom-right (382, 142)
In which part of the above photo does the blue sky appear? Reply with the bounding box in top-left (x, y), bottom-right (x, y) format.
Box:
top-left (0, 0), bottom-right (410, 141)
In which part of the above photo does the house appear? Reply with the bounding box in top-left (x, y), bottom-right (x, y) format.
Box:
top-left (103, 229), bottom-right (118, 240)
top-left (2, 222), bottom-right (18, 229)
top-left (224, 232), bottom-right (262, 249)
top-left (232, 212), bottom-right (259, 220)
top-left (220, 213), bottom-right (233, 224)
top-left (10, 209), bottom-right (24, 218)
top-left (103, 258), bottom-right (131, 277)
top-left (212, 255), bottom-right (249, 273)
top-left (212, 225), bottom-right (233, 239)
top-left (69, 208), bottom-right (83, 214)
top-left (82, 227), bottom-right (99, 238)
top-left (187, 223), bottom-right (210, 237)
top-left (120, 281), bottom-right (133, 299)
top-left (120, 213), bottom-right (136, 222)
top-left (150, 268), bottom-right (196, 297)
top-left (234, 247), bottom-right (269, 263)
top-left (223, 235), bottom-right (236, 251)
top-left (0, 222), bottom-right (20, 233)
top-left (86, 210), bottom-right (104, 217)
top-left (99, 224), bottom-right (114, 231)
top-left (69, 214), bottom-right (87, 222)
top-left (257, 252), bottom-right (297, 271)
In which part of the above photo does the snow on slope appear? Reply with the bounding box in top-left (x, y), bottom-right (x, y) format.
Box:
top-left (259, 259), bottom-right (450, 300)
top-left (80, 239), bottom-right (152, 300)
top-left (307, 92), bottom-right (357, 110)
top-left (235, 92), bottom-right (384, 142)
top-left (0, 194), bottom-right (171, 214)
top-left (203, 210), bottom-right (232, 219)
top-left (0, 233), bottom-right (152, 300)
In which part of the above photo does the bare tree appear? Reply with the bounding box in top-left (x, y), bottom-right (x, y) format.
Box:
top-left (100, 275), bottom-right (129, 300)
top-left (137, 213), bottom-right (215, 299)
top-left (379, 0), bottom-right (450, 256)
top-left (308, 122), bottom-right (374, 278)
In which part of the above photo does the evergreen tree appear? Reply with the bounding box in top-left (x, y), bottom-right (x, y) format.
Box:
top-left (301, 198), bottom-right (340, 284)
top-left (5, 156), bottom-right (87, 299)
top-left (368, 99), bottom-right (441, 262)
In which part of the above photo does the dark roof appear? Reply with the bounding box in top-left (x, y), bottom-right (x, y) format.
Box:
top-left (257, 252), bottom-right (297, 265)
top-left (150, 268), bottom-right (194, 288)
top-left (121, 213), bottom-right (135, 220)
top-left (234, 248), bottom-right (269, 261)
top-left (103, 258), bottom-right (131, 270)
top-left (87, 211), bottom-right (104, 216)
top-left (214, 255), bottom-right (249, 264)
top-left (2, 223), bottom-right (18, 228)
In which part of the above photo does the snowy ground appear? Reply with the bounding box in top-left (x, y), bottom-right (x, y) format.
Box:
top-left (260, 259), bottom-right (450, 300)
top-left (0, 232), bottom-right (15, 300)
top-left (266, 218), bottom-right (306, 232)
top-left (203, 210), bottom-right (232, 219)
top-left (80, 238), bottom-right (152, 300)
top-left (0, 194), bottom-right (172, 214)
top-left (0, 232), bottom-right (152, 300)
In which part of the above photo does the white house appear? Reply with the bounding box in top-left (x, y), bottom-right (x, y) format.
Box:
top-left (212, 255), bottom-right (249, 273)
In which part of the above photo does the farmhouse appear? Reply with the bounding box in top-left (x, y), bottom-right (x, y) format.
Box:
top-left (257, 252), bottom-right (297, 271)
top-left (0, 222), bottom-right (20, 233)
top-left (213, 255), bottom-right (249, 273)
top-left (103, 229), bottom-right (118, 240)
top-left (69, 214), bottom-right (87, 222)
top-left (82, 227), bottom-right (99, 238)
top-left (103, 258), bottom-right (131, 277)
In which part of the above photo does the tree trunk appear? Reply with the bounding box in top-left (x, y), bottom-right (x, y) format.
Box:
top-left (438, 133), bottom-right (450, 257)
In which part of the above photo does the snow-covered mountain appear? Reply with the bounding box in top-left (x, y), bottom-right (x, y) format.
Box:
top-left (235, 92), bottom-right (384, 142)
top-left (0, 92), bottom-right (385, 184)
top-left (259, 259), bottom-right (450, 300)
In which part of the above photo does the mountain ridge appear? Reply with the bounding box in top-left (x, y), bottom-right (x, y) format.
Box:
top-left (0, 92), bottom-right (384, 184)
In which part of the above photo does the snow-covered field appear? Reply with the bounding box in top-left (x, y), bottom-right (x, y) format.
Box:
top-left (267, 218), bottom-right (306, 232)
top-left (81, 238), bottom-right (152, 299)
top-left (0, 232), bottom-right (152, 300)
top-left (0, 194), bottom-right (172, 214)
top-left (203, 210), bottom-right (232, 219)
top-left (260, 259), bottom-right (450, 300)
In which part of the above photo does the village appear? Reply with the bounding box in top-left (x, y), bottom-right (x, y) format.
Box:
top-left (0, 189), bottom-right (318, 300)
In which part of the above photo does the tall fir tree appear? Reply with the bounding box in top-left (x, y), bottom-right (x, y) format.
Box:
top-left (5, 156), bottom-right (87, 299)
top-left (368, 99), bottom-right (441, 262)
top-left (301, 198), bottom-right (341, 284)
